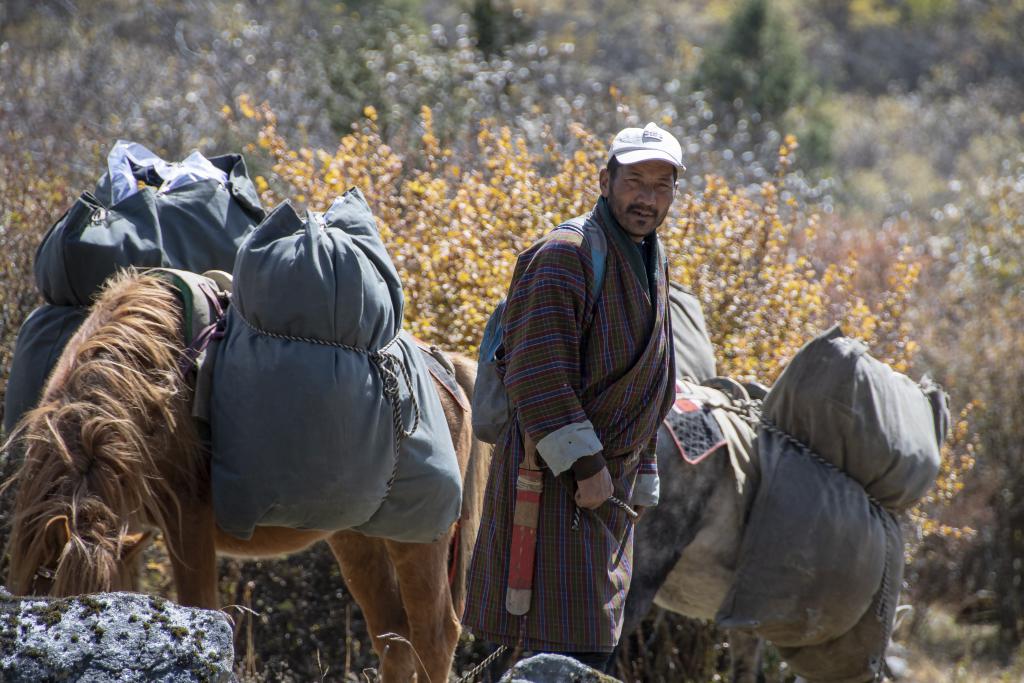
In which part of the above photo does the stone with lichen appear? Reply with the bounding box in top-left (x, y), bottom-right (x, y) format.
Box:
top-left (0, 587), bottom-right (235, 682)
top-left (498, 653), bottom-right (623, 683)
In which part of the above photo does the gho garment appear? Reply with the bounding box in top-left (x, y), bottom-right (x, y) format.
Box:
top-left (464, 197), bottom-right (675, 653)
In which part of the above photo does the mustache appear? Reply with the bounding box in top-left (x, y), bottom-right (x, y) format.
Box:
top-left (625, 203), bottom-right (657, 216)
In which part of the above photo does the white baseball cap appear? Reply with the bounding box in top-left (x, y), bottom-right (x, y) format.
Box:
top-left (608, 122), bottom-right (685, 171)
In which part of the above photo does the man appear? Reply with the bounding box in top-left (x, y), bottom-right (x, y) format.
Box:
top-left (464, 123), bottom-right (681, 669)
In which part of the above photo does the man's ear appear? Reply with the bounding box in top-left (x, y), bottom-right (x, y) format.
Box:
top-left (599, 167), bottom-right (610, 197)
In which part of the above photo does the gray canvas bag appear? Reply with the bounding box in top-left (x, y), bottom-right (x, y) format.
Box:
top-left (763, 325), bottom-right (948, 511)
top-left (777, 511), bottom-right (904, 683)
top-left (717, 326), bottom-right (948, 651)
top-left (210, 190), bottom-right (461, 542)
top-left (4, 142), bottom-right (263, 435)
top-left (668, 282), bottom-right (717, 382)
top-left (2, 305), bottom-right (89, 434)
top-left (35, 144), bottom-right (264, 307)
top-left (716, 427), bottom-right (890, 647)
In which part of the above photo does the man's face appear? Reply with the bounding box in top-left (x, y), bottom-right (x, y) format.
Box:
top-left (599, 159), bottom-right (676, 242)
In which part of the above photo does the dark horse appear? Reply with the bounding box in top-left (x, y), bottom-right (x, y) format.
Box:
top-left (623, 416), bottom-right (765, 682)
top-left (4, 271), bottom-right (491, 682)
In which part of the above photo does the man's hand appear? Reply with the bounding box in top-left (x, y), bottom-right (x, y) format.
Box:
top-left (575, 466), bottom-right (614, 509)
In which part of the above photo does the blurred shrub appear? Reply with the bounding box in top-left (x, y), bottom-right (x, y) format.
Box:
top-left (0, 135), bottom-right (72, 428)
top-left (694, 0), bottom-right (833, 169)
top-left (696, 0), bottom-right (811, 124)
top-left (828, 84), bottom-right (1023, 218)
top-left (1, 0), bottom-right (832, 201)
top-left (0, 0), bottom-right (338, 164)
top-left (912, 153), bottom-right (1024, 653)
top-left (802, 0), bottom-right (1024, 96)
top-left (466, 0), bottom-right (534, 55)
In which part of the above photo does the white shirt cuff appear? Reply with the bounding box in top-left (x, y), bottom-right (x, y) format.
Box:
top-left (632, 473), bottom-right (660, 507)
top-left (535, 420), bottom-right (603, 476)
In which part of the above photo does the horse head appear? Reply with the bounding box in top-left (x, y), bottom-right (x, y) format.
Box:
top-left (8, 504), bottom-right (151, 597)
top-left (5, 271), bottom-right (201, 597)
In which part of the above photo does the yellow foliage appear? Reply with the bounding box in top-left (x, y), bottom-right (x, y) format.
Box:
top-left (237, 94), bottom-right (256, 120)
top-left (849, 0), bottom-right (901, 28)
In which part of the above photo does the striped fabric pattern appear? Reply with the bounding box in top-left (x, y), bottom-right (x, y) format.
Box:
top-left (463, 201), bottom-right (675, 652)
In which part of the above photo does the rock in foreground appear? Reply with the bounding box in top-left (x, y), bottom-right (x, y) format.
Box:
top-left (0, 587), bottom-right (234, 682)
top-left (499, 653), bottom-right (622, 683)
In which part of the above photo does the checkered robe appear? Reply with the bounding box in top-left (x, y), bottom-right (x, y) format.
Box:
top-left (463, 201), bottom-right (675, 652)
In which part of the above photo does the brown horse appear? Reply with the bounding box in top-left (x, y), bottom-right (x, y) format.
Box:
top-left (4, 271), bottom-right (491, 682)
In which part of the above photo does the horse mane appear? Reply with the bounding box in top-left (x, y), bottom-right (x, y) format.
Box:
top-left (6, 271), bottom-right (203, 596)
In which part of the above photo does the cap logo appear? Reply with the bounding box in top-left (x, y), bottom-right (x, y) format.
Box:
top-left (642, 129), bottom-right (664, 142)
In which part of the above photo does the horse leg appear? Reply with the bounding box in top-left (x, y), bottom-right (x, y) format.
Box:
top-left (166, 497), bottom-right (219, 609)
top-left (386, 536), bottom-right (460, 683)
top-left (727, 631), bottom-right (764, 683)
top-left (325, 531), bottom-right (419, 682)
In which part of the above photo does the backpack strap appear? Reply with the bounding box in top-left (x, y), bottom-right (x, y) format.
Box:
top-left (556, 213), bottom-right (608, 310)
top-left (478, 213), bottom-right (607, 367)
